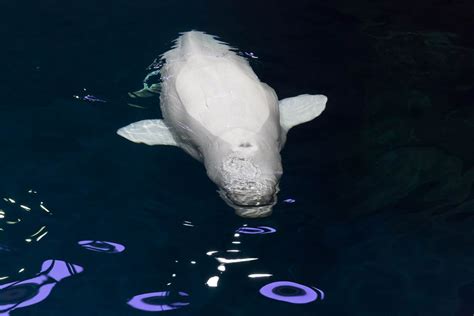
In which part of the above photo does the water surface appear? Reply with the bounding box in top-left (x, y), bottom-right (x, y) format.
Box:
top-left (1, 0), bottom-right (473, 315)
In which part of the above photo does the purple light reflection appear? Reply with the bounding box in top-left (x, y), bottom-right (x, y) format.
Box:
top-left (73, 94), bottom-right (106, 103)
top-left (83, 95), bottom-right (106, 103)
top-left (0, 245), bottom-right (10, 252)
top-left (0, 260), bottom-right (83, 316)
top-left (236, 226), bottom-right (276, 235)
top-left (78, 240), bottom-right (125, 253)
top-left (127, 291), bottom-right (190, 312)
top-left (259, 281), bottom-right (323, 304)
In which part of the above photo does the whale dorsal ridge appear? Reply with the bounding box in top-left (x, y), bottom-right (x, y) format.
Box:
top-left (117, 119), bottom-right (178, 146)
top-left (279, 94), bottom-right (327, 132)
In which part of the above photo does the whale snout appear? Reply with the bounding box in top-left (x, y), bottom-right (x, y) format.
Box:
top-left (218, 181), bottom-right (279, 218)
top-left (224, 186), bottom-right (276, 207)
top-left (206, 151), bottom-right (282, 218)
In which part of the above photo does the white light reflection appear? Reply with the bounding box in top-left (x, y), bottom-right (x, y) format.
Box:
top-left (30, 226), bottom-right (46, 237)
top-left (248, 273), bottom-right (273, 278)
top-left (232, 241), bottom-right (241, 244)
top-left (20, 205), bottom-right (31, 211)
top-left (217, 265), bottom-right (226, 272)
top-left (39, 202), bottom-right (51, 213)
top-left (206, 276), bottom-right (219, 287)
top-left (1, 187), bottom-right (53, 284)
top-left (206, 251), bottom-right (218, 256)
top-left (36, 231), bottom-right (48, 242)
top-left (226, 250), bottom-right (240, 253)
top-left (216, 257), bottom-right (258, 264)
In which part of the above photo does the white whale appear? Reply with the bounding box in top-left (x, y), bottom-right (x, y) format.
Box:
top-left (118, 31), bottom-right (327, 217)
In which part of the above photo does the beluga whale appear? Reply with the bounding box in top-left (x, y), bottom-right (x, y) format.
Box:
top-left (118, 31), bottom-right (327, 218)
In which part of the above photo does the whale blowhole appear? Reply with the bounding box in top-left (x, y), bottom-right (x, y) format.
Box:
top-left (239, 142), bottom-right (252, 148)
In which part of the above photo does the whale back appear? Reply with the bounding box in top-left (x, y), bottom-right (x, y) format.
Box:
top-left (159, 31), bottom-right (281, 150)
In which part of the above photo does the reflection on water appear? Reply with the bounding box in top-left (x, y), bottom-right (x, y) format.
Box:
top-left (72, 88), bottom-right (107, 103)
top-left (127, 291), bottom-right (190, 312)
top-left (0, 260), bottom-right (83, 316)
top-left (200, 224), bottom-right (326, 306)
top-left (77, 240), bottom-right (126, 254)
top-left (0, 244), bottom-right (10, 252)
top-left (205, 276), bottom-right (220, 288)
top-left (192, 223), bottom-right (324, 306)
top-left (0, 190), bottom-right (53, 281)
top-left (182, 220), bottom-right (195, 227)
top-left (248, 273), bottom-right (273, 278)
top-left (215, 257), bottom-right (259, 264)
top-left (0, 188), bottom-right (322, 313)
top-left (236, 226), bottom-right (277, 234)
top-left (259, 281), bottom-right (324, 304)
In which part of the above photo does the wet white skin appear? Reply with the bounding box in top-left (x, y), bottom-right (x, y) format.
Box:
top-left (159, 32), bottom-right (283, 217)
top-left (118, 31), bottom-right (327, 218)
top-left (204, 128), bottom-right (283, 217)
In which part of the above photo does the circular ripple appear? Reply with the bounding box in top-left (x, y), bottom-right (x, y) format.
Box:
top-left (236, 226), bottom-right (276, 234)
top-left (127, 291), bottom-right (190, 312)
top-left (259, 281), bottom-right (324, 304)
top-left (78, 240), bottom-right (125, 254)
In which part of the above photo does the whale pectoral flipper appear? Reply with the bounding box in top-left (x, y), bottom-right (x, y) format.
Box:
top-left (279, 94), bottom-right (327, 131)
top-left (117, 119), bottom-right (178, 146)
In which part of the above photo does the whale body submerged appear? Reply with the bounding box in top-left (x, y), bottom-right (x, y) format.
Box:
top-left (118, 31), bottom-right (327, 218)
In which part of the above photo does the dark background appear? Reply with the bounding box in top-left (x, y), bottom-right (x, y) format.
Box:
top-left (0, 0), bottom-right (473, 315)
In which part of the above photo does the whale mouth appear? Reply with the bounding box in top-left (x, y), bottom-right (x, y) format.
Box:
top-left (224, 192), bottom-right (275, 208)
top-left (218, 187), bottom-right (278, 218)
top-left (233, 205), bottom-right (273, 218)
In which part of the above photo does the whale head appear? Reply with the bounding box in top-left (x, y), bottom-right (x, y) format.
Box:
top-left (203, 128), bottom-right (282, 218)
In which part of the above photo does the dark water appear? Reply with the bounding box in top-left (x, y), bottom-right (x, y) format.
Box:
top-left (1, 0), bottom-right (474, 315)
